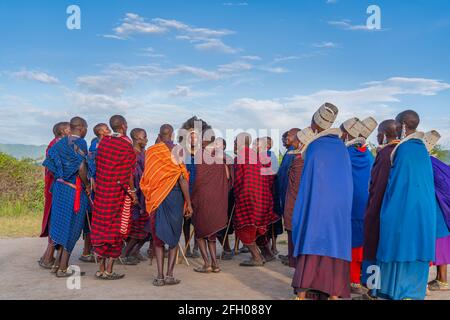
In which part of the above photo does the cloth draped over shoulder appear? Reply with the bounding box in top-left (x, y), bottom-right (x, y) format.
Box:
top-left (377, 139), bottom-right (436, 263)
top-left (292, 135), bottom-right (353, 262)
top-left (140, 142), bottom-right (189, 214)
top-left (41, 137), bottom-right (59, 238)
top-left (431, 156), bottom-right (450, 230)
top-left (276, 146), bottom-right (295, 216)
top-left (91, 135), bottom-right (136, 247)
top-left (42, 136), bottom-right (89, 252)
top-left (363, 143), bottom-right (396, 261)
top-left (233, 147), bottom-right (279, 230)
top-left (347, 146), bottom-right (374, 248)
top-left (191, 149), bottom-right (230, 239)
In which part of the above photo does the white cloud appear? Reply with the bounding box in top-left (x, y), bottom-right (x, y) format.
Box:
top-left (241, 55), bottom-right (262, 61)
top-left (106, 13), bottom-right (167, 39)
top-left (9, 70), bottom-right (59, 84)
top-left (313, 41), bottom-right (339, 48)
top-left (105, 14), bottom-right (237, 54)
top-left (228, 77), bottom-right (450, 142)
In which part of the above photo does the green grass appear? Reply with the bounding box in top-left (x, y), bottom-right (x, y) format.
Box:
top-left (0, 201), bottom-right (41, 238)
top-left (0, 152), bottom-right (44, 238)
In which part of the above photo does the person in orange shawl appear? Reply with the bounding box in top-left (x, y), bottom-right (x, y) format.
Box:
top-left (141, 124), bottom-right (193, 287)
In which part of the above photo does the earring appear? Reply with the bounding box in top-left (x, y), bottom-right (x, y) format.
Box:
top-left (383, 134), bottom-right (387, 145)
top-left (401, 123), bottom-right (407, 140)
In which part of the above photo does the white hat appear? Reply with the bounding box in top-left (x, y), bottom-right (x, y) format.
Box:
top-left (360, 117), bottom-right (378, 139)
top-left (313, 103), bottom-right (339, 130)
top-left (423, 130), bottom-right (441, 152)
top-left (342, 117), bottom-right (362, 139)
top-left (297, 127), bottom-right (315, 146)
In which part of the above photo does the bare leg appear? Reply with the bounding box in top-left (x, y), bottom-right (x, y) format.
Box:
top-left (98, 258), bottom-right (106, 273)
top-left (83, 234), bottom-right (92, 256)
top-left (196, 238), bottom-right (210, 268)
top-left (154, 245), bottom-right (165, 280)
top-left (130, 240), bottom-right (145, 257)
top-left (106, 257), bottom-right (116, 274)
top-left (208, 240), bottom-right (218, 269)
top-left (59, 250), bottom-right (71, 271)
top-left (42, 243), bottom-right (55, 264)
top-left (247, 243), bottom-right (264, 263)
top-left (124, 238), bottom-right (138, 257)
top-left (223, 236), bottom-right (231, 252)
top-left (437, 265), bottom-right (448, 283)
top-left (167, 247), bottom-right (178, 277)
top-left (183, 219), bottom-right (191, 253)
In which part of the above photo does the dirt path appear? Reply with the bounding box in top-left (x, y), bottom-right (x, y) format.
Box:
top-left (0, 236), bottom-right (448, 300)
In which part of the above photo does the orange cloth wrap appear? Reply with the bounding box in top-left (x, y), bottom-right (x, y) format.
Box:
top-left (140, 143), bottom-right (189, 215)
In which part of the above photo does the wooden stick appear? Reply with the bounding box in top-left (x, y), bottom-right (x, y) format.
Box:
top-left (178, 242), bottom-right (190, 266)
top-left (183, 229), bottom-right (195, 254)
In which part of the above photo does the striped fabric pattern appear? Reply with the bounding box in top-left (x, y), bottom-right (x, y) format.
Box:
top-left (91, 135), bottom-right (136, 249)
top-left (140, 142), bottom-right (189, 215)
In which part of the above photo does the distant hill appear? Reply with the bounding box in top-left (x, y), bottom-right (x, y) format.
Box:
top-left (0, 144), bottom-right (47, 161)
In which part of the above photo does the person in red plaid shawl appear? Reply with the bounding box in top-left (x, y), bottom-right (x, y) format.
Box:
top-left (91, 115), bottom-right (137, 281)
top-left (233, 133), bottom-right (279, 267)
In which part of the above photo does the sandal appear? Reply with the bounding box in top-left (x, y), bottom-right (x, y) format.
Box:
top-left (164, 276), bottom-right (181, 286)
top-left (211, 266), bottom-right (221, 273)
top-left (239, 259), bottom-right (265, 267)
top-left (101, 272), bottom-right (125, 280)
top-left (428, 279), bottom-right (449, 291)
top-left (118, 257), bottom-right (139, 265)
top-left (263, 254), bottom-right (276, 263)
top-left (38, 258), bottom-right (54, 270)
top-left (94, 271), bottom-right (104, 279)
top-left (193, 265), bottom-right (212, 274)
top-left (79, 254), bottom-right (96, 263)
top-left (50, 264), bottom-right (60, 274)
top-left (55, 269), bottom-right (86, 278)
top-left (153, 278), bottom-right (165, 287)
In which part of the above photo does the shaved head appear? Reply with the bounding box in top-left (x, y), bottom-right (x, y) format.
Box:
top-left (395, 110), bottom-right (420, 138)
top-left (109, 115), bottom-right (127, 133)
top-left (69, 117), bottom-right (88, 138)
top-left (53, 122), bottom-right (70, 138)
top-left (377, 119), bottom-right (397, 145)
top-left (396, 110), bottom-right (420, 131)
top-left (159, 124), bottom-right (174, 141)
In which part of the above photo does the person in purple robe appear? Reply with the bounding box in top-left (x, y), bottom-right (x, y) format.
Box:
top-left (424, 130), bottom-right (450, 292)
top-left (121, 128), bottom-right (149, 265)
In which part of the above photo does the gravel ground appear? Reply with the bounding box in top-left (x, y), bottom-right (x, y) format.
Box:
top-left (0, 236), bottom-right (448, 300)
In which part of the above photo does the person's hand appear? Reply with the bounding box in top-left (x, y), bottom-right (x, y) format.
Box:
top-left (131, 193), bottom-right (138, 206)
top-left (85, 186), bottom-right (91, 197)
top-left (184, 204), bottom-right (193, 218)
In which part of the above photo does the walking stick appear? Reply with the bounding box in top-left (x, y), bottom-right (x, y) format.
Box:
top-left (183, 229), bottom-right (195, 254)
top-left (220, 204), bottom-right (236, 261)
top-left (178, 242), bottom-right (190, 266)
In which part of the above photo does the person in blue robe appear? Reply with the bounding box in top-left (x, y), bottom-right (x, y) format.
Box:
top-left (377, 110), bottom-right (436, 300)
top-left (43, 117), bottom-right (91, 278)
top-left (291, 103), bottom-right (353, 299)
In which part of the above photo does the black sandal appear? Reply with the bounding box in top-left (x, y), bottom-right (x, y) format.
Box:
top-left (79, 254), bottom-right (96, 263)
top-left (211, 266), bottom-right (221, 273)
top-left (94, 271), bottom-right (104, 279)
top-left (101, 272), bottom-right (125, 280)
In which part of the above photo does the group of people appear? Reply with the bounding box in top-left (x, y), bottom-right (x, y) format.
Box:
top-left (36, 103), bottom-right (449, 300)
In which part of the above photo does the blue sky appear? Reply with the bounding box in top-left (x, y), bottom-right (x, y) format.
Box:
top-left (0, 0), bottom-right (449, 148)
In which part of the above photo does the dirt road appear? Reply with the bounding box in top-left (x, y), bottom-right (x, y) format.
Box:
top-left (0, 236), bottom-right (448, 300)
